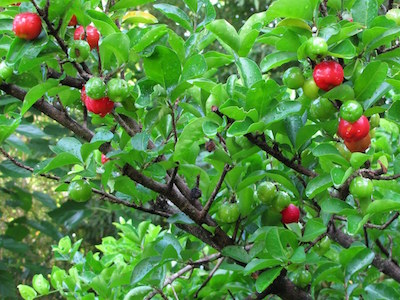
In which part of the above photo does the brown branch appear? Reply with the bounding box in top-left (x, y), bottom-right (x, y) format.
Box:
top-left (328, 222), bottom-right (400, 283)
top-left (365, 212), bottom-right (400, 230)
top-left (304, 232), bottom-right (328, 253)
top-left (47, 68), bottom-right (85, 88)
top-left (246, 133), bottom-right (317, 178)
top-left (145, 253), bottom-right (222, 300)
top-left (377, 43), bottom-right (400, 55)
top-left (200, 164), bottom-right (232, 220)
top-left (0, 146), bottom-right (171, 218)
top-left (319, 0), bottom-right (328, 17)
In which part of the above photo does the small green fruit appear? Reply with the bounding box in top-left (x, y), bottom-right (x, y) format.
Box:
top-left (257, 182), bottom-right (277, 204)
top-left (0, 61), bottom-right (13, 80)
top-left (68, 180), bottom-right (92, 202)
top-left (107, 78), bottom-right (129, 102)
top-left (349, 176), bottom-right (373, 199)
top-left (85, 77), bottom-right (106, 99)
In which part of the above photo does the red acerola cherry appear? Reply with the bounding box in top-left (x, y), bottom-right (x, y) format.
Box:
top-left (13, 12), bottom-right (42, 40)
top-left (68, 15), bottom-right (77, 26)
top-left (338, 115), bottom-right (370, 142)
top-left (83, 90), bottom-right (114, 117)
top-left (101, 153), bottom-right (109, 164)
top-left (281, 204), bottom-right (300, 224)
top-left (344, 133), bottom-right (371, 153)
top-left (313, 61), bottom-right (344, 91)
top-left (74, 25), bottom-right (100, 50)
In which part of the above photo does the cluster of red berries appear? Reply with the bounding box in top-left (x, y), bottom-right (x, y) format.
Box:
top-left (312, 60), bottom-right (371, 153)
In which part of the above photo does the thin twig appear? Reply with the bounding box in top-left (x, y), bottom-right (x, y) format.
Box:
top-left (200, 164), bottom-right (232, 220)
top-left (145, 253), bottom-right (222, 300)
top-left (365, 212), bottom-right (400, 230)
top-left (0, 147), bottom-right (171, 218)
top-left (194, 257), bottom-right (225, 298)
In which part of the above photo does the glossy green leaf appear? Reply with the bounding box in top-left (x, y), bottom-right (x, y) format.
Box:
top-left (260, 52), bottom-right (297, 72)
top-left (255, 267), bottom-right (283, 293)
top-left (305, 174), bottom-right (333, 198)
top-left (154, 4), bottom-right (193, 32)
top-left (143, 46), bottom-right (181, 89)
top-left (221, 245), bottom-right (251, 263)
top-left (206, 19), bottom-right (240, 52)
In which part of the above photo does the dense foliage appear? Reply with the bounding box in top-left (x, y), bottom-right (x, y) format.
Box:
top-left (1, 0), bottom-right (400, 299)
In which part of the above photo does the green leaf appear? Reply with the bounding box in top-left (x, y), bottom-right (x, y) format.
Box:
top-left (174, 118), bottom-right (205, 164)
top-left (17, 285), bottom-right (36, 300)
top-left (0, 115), bottom-right (20, 144)
top-left (265, 227), bottom-right (286, 260)
top-left (87, 10), bottom-right (119, 35)
top-left (21, 80), bottom-right (59, 115)
top-left (321, 198), bottom-right (353, 214)
top-left (53, 137), bottom-right (83, 161)
top-left (246, 80), bottom-right (280, 119)
top-left (260, 52), bottom-right (297, 72)
top-left (7, 33), bottom-right (48, 64)
top-left (302, 218), bottom-right (326, 242)
top-left (181, 54), bottom-right (207, 81)
top-left (323, 84), bottom-right (355, 102)
top-left (110, 0), bottom-right (154, 11)
top-left (350, 152), bottom-right (371, 170)
top-left (366, 200), bottom-right (400, 215)
top-left (345, 248), bottom-right (374, 281)
top-left (143, 46), bottom-right (181, 89)
top-left (221, 246), bottom-right (251, 263)
top-left (99, 33), bottom-right (130, 69)
top-left (351, 0), bottom-right (378, 27)
top-left (365, 27), bottom-right (400, 52)
top-left (236, 57), bottom-right (262, 88)
top-left (206, 19), bottom-right (240, 52)
top-left (354, 62), bottom-right (388, 102)
top-left (255, 267), bottom-right (283, 293)
top-left (262, 101), bottom-right (302, 126)
top-left (266, 0), bottom-right (314, 21)
top-left (133, 25), bottom-right (168, 53)
top-left (154, 4), bottom-right (193, 32)
top-left (183, 0), bottom-right (197, 12)
top-left (291, 246), bottom-right (306, 263)
top-left (365, 283), bottom-right (400, 299)
top-left (131, 132), bottom-right (150, 151)
top-left (328, 39), bottom-right (357, 59)
top-left (244, 258), bottom-right (281, 275)
top-left (130, 256), bottom-right (159, 284)
top-left (35, 153), bottom-right (82, 174)
top-left (305, 174), bottom-right (333, 198)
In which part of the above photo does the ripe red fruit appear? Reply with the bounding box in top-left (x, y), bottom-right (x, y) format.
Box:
top-left (338, 115), bottom-right (370, 142)
top-left (13, 12), bottom-right (42, 40)
top-left (313, 61), bottom-right (344, 91)
top-left (344, 133), bottom-right (371, 153)
top-left (101, 153), bottom-right (109, 164)
top-left (82, 87), bottom-right (113, 117)
top-left (74, 25), bottom-right (100, 50)
top-left (68, 15), bottom-right (77, 26)
top-left (281, 204), bottom-right (300, 224)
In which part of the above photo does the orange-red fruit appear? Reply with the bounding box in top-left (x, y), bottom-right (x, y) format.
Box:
top-left (281, 204), bottom-right (300, 224)
top-left (313, 61), bottom-right (344, 91)
top-left (82, 87), bottom-right (113, 117)
top-left (338, 115), bottom-right (370, 143)
top-left (344, 133), bottom-right (371, 153)
top-left (13, 12), bottom-right (42, 40)
top-left (68, 15), bottom-right (77, 26)
top-left (101, 153), bottom-right (109, 164)
top-left (74, 25), bottom-right (100, 50)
